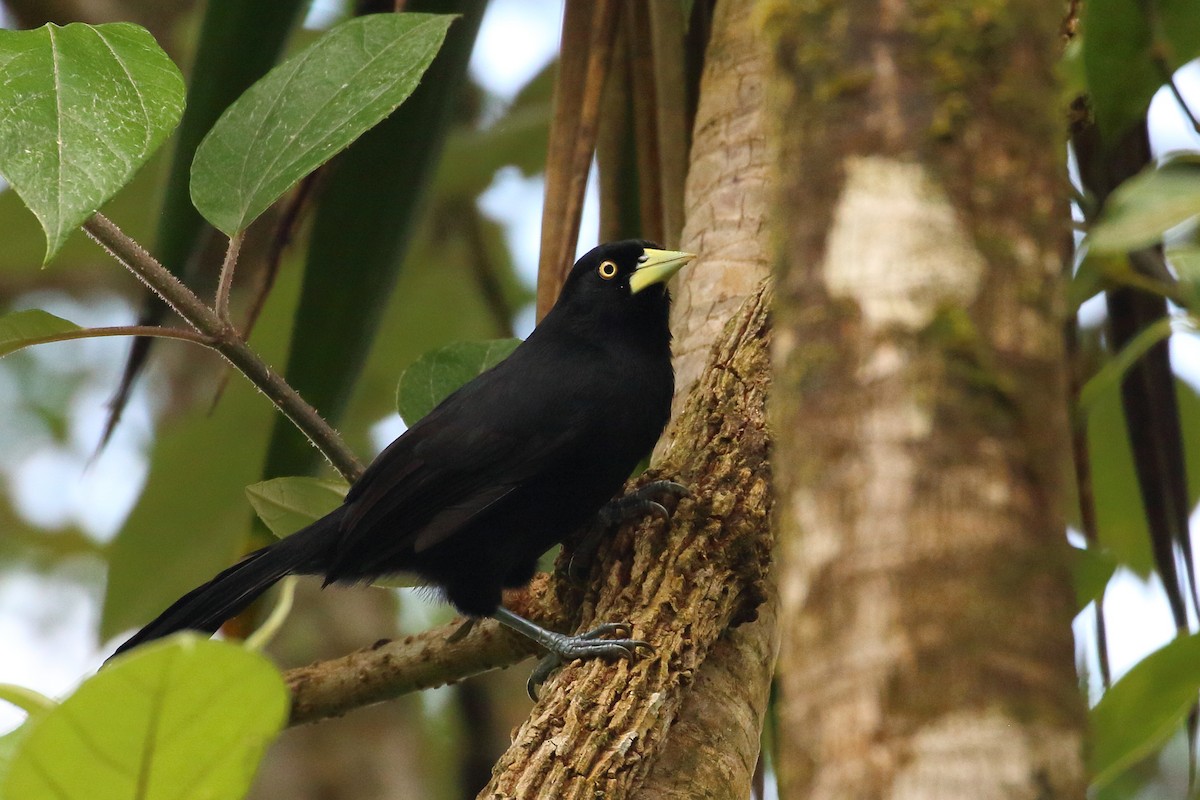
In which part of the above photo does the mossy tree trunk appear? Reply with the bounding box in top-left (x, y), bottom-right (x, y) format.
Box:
top-left (763, 1), bottom-right (1087, 797)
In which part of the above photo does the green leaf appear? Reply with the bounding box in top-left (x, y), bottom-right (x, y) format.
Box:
top-left (3, 636), bottom-right (287, 800)
top-left (0, 685), bottom-right (55, 716)
top-left (1088, 158), bottom-right (1200, 253)
top-left (0, 723), bottom-right (34, 788)
top-left (0, 310), bottom-right (80, 357)
top-left (1168, 246), bottom-right (1200, 308)
top-left (1078, 316), bottom-right (1175, 415)
top-left (1087, 378), bottom-right (1155, 576)
top-left (396, 338), bottom-right (521, 426)
top-left (190, 12), bottom-right (455, 235)
top-left (1157, 0), bottom-right (1200, 73)
top-left (1090, 632), bottom-right (1200, 787)
top-left (246, 476), bottom-right (348, 538)
top-left (1081, 0), bottom-right (1200, 143)
top-left (1068, 545), bottom-right (1117, 610)
top-left (0, 23), bottom-right (184, 260)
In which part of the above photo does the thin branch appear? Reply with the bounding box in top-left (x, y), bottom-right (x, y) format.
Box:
top-left (1167, 76), bottom-right (1200, 135)
top-left (214, 230), bottom-right (244, 323)
top-left (82, 212), bottom-right (365, 482)
top-left (285, 581), bottom-right (550, 726)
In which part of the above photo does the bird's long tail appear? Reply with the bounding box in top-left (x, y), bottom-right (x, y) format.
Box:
top-left (109, 510), bottom-right (341, 659)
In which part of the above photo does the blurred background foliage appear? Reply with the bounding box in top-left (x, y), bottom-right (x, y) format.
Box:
top-left (0, 0), bottom-right (555, 796)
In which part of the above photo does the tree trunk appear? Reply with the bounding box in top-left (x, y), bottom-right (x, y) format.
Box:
top-left (764, 1), bottom-right (1087, 798)
top-left (481, 1), bottom-right (778, 796)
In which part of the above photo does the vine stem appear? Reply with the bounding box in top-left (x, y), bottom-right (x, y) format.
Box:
top-left (82, 212), bottom-right (365, 482)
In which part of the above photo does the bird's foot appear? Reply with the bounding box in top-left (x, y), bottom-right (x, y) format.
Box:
top-left (525, 622), bottom-right (653, 700)
top-left (568, 481), bottom-right (690, 582)
top-left (598, 480), bottom-right (689, 530)
top-left (490, 607), bottom-right (652, 700)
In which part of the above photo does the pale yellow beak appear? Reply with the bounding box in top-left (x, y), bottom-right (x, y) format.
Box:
top-left (628, 248), bottom-right (696, 295)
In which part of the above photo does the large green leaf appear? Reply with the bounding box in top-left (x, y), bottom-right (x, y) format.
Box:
top-left (3, 636), bottom-right (286, 800)
top-left (1088, 158), bottom-right (1200, 253)
top-left (190, 13), bottom-right (455, 235)
top-left (1081, 0), bottom-right (1200, 143)
top-left (1090, 632), bottom-right (1200, 788)
top-left (0, 310), bottom-right (80, 358)
top-left (0, 23), bottom-right (184, 260)
top-left (396, 338), bottom-right (521, 426)
top-left (246, 476), bottom-right (348, 538)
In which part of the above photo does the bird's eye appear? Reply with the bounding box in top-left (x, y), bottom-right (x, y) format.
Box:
top-left (598, 260), bottom-right (619, 280)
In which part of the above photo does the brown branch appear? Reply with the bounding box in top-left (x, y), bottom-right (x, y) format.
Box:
top-left (82, 213), bottom-right (365, 482)
top-left (535, 0), bottom-right (622, 318)
top-left (285, 581), bottom-right (551, 725)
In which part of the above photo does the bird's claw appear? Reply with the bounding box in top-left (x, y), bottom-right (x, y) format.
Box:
top-left (598, 480), bottom-right (690, 530)
top-left (525, 621), bottom-right (654, 700)
top-left (568, 481), bottom-right (690, 583)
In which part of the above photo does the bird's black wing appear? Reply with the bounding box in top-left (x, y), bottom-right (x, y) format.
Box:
top-left (325, 351), bottom-right (593, 579)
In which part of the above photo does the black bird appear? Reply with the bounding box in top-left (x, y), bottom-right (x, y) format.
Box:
top-left (111, 240), bottom-right (694, 679)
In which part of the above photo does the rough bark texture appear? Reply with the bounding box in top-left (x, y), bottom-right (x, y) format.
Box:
top-left (638, 557), bottom-right (778, 800)
top-left (764, 1), bottom-right (1087, 798)
top-left (481, 285), bottom-right (773, 799)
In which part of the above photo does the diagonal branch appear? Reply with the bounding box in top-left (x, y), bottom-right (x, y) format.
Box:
top-left (82, 212), bottom-right (365, 482)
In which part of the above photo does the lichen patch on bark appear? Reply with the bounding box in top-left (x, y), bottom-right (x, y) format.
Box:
top-left (822, 156), bottom-right (985, 332)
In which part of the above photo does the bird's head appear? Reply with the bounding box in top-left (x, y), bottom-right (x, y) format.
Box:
top-left (558, 240), bottom-right (695, 310)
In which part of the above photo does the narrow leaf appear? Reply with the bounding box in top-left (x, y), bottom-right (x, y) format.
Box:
top-left (246, 476), bottom-right (348, 538)
top-left (3, 636), bottom-right (287, 800)
top-left (1088, 159), bottom-right (1200, 253)
top-left (1078, 316), bottom-right (1176, 414)
top-left (190, 13), bottom-right (455, 235)
top-left (1091, 632), bottom-right (1200, 787)
top-left (0, 23), bottom-right (184, 260)
top-left (1087, 379), bottom-right (1156, 576)
top-left (396, 338), bottom-right (521, 426)
top-left (0, 309), bottom-right (80, 357)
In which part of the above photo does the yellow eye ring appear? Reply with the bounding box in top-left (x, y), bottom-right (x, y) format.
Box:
top-left (598, 260), bottom-right (618, 280)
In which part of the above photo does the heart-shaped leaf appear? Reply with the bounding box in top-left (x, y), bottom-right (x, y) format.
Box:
top-left (0, 23), bottom-right (184, 260)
